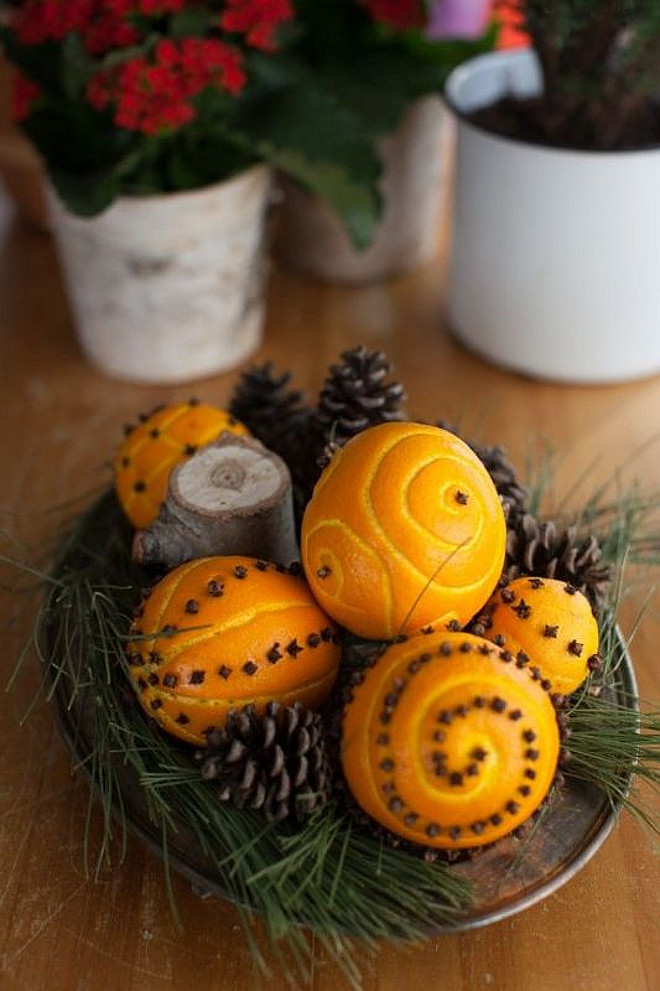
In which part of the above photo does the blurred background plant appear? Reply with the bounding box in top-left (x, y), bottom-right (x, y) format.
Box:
top-left (0, 1), bottom-right (496, 246)
top-left (480, 0), bottom-right (660, 150)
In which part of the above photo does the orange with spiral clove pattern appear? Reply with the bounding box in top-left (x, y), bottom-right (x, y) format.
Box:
top-left (341, 631), bottom-right (561, 850)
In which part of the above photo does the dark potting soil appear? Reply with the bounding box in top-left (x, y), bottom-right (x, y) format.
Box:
top-left (468, 95), bottom-right (660, 153)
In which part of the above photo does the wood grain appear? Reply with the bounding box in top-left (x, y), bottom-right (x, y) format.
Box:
top-left (0, 192), bottom-right (658, 991)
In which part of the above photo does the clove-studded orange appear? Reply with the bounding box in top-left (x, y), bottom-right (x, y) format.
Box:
top-left (115, 402), bottom-right (249, 528)
top-left (341, 631), bottom-right (560, 850)
top-left (301, 422), bottom-right (506, 640)
top-left (126, 556), bottom-right (340, 745)
top-left (482, 577), bottom-right (600, 696)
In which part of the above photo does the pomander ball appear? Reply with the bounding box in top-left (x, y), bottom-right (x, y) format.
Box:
top-left (127, 556), bottom-right (340, 745)
top-left (115, 402), bottom-right (248, 528)
top-left (341, 631), bottom-right (560, 849)
top-left (301, 422), bottom-right (506, 639)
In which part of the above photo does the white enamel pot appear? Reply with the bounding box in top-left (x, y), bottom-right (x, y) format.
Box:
top-left (445, 50), bottom-right (660, 383)
top-left (48, 165), bottom-right (272, 384)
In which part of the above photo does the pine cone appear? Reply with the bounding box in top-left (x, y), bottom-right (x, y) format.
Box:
top-left (504, 514), bottom-right (613, 613)
top-left (315, 346), bottom-right (407, 449)
top-left (471, 442), bottom-right (528, 520)
top-left (198, 702), bottom-right (331, 822)
top-left (229, 363), bottom-right (307, 454)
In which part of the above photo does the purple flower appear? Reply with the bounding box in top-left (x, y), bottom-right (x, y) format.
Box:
top-left (426, 0), bottom-right (491, 40)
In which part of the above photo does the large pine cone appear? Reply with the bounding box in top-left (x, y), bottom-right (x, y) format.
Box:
top-left (315, 346), bottom-right (407, 450)
top-left (229, 363), bottom-right (307, 455)
top-left (198, 702), bottom-right (331, 823)
top-left (505, 514), bottom-right (613, 613)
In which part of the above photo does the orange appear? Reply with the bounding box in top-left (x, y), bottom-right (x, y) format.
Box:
top-left (127, 556), bottom-right (340, 745)
top-left (341, 631), bottom-right (560, 850)
top-left (301, 422), bottom-right (506, 639)
top-left (115, 402), bottom-right (248, 528)
top-left (483, 577), bottom-right (600, 696)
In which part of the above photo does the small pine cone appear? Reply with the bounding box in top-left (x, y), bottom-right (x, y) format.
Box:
top-left (315, 346), bottom-right (407, 449)
top-left (229, 363), bottom-right (307, 455)
top-left (435, 422), bottom-right (528, 520)
top-left (504, 514), bottom-right (613, 613)
top-left (198, 702), bottom-right (331, 823)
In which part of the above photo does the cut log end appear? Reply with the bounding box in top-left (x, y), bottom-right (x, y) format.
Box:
top-left (174, 441), bottom-right (286, 518)
top-left (133, 432), bottom-right (299, 570)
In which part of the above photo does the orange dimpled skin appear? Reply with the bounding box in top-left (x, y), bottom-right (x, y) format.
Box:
top-left (301, 422), bottom-right (506, 640)
top-left (127, 556), bottom-right (340, 745)
top-left (341, 632), bottom-right (560, 850)
top-left (115, 402), bottom-right (249, 528)
top-left (484, 577), bottom-right (600, 696)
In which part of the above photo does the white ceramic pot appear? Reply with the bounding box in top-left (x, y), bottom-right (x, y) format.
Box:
top-left (446, 50), bottom-right (660, 383)
top-left (48, 165), bottom-right (272, 384)
top-left (275, 95), bottom-right (449, 285)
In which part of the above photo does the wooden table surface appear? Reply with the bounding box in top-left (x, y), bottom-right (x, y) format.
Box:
top-left (0, 190), bottom-right (658, 991)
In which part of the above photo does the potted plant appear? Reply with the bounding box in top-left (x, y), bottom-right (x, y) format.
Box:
top-left (274, 0), bottom-right (496, 284)
top-left (0, 47), bottom-right (48, 230)
top-left (445, 1), bottom-right (660, 383)
top-left (0, 1), bottom-right (431, 382)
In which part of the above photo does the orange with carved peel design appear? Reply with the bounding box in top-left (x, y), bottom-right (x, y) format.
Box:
top-left (127, 556), bottom-right (340, 745)
top-left (483, 577), bottom-right (600, 696)
top-left (341, 631), bottom-right (560, 850)
top-left (115, 402), bottom-right (249, 528)
top-left (301, 422), bottom-right (506, 639)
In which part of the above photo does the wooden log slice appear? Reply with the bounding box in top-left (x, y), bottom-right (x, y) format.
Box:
top-left (133, 432), bottom-right (298, 569)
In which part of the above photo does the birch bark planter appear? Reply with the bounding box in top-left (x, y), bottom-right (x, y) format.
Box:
top-left (446, 50), bottom-right (660, 383)
top-left (48, 165), bottom-right (272, 384)
top-left (275, 96), bottom-right (448, 285)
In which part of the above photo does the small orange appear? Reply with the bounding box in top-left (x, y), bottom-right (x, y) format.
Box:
top-left (115, 402), bottom-right (249, 528)
top-left (341, 631), bottom-right (560, 850)
top-left (127, 556), bottom-right (340, 745)
top-left (301, 422), bottom-right (506, 639)
top-left (483, 577), bottom-right (600, 696)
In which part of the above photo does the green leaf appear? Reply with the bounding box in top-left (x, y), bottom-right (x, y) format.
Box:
top-left (235, 71), bottom-right (383, 249)
top-left (60, 34), bottom-right (96, 101)
top-left (263, 145), bottom-right (381, 251)
top-left (169, 6), bottom-right (212, 38)
top-left (49, 166), bottom-right (121, 217)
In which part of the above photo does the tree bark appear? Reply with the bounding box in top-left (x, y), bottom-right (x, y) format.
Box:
top-left (133, 432), bottom-right (299, 569)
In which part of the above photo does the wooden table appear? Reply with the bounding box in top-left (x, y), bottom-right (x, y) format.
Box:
top-left (0, 191), bottom-right (658, 991)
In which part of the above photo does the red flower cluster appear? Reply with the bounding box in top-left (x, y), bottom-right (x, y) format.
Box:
top-left (87, 38), bottom-right (246, 135)
top-left (362, 0), bottom-right (424, 31)
top-left (13, 1), bottom-right (186, 53)
top-left (14, 0), bottom-right (93, 44)
top-left (221, 0), bottom-right (294, 51)
top-left (11, 73), bottom-right (42, 122)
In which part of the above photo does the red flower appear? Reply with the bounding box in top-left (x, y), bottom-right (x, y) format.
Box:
top-left (12, 1), bottom-right (187, 54)
top-left (14, 0), bottom-right (94, 44)
top-left (11, 73), bottom-right (42, 122)
top-left (362, 0), bottom-right (424, 31)
top-left (221, 0), bottom-right (294, 52)
top-left (86, 37), bottom-right (247, 136)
